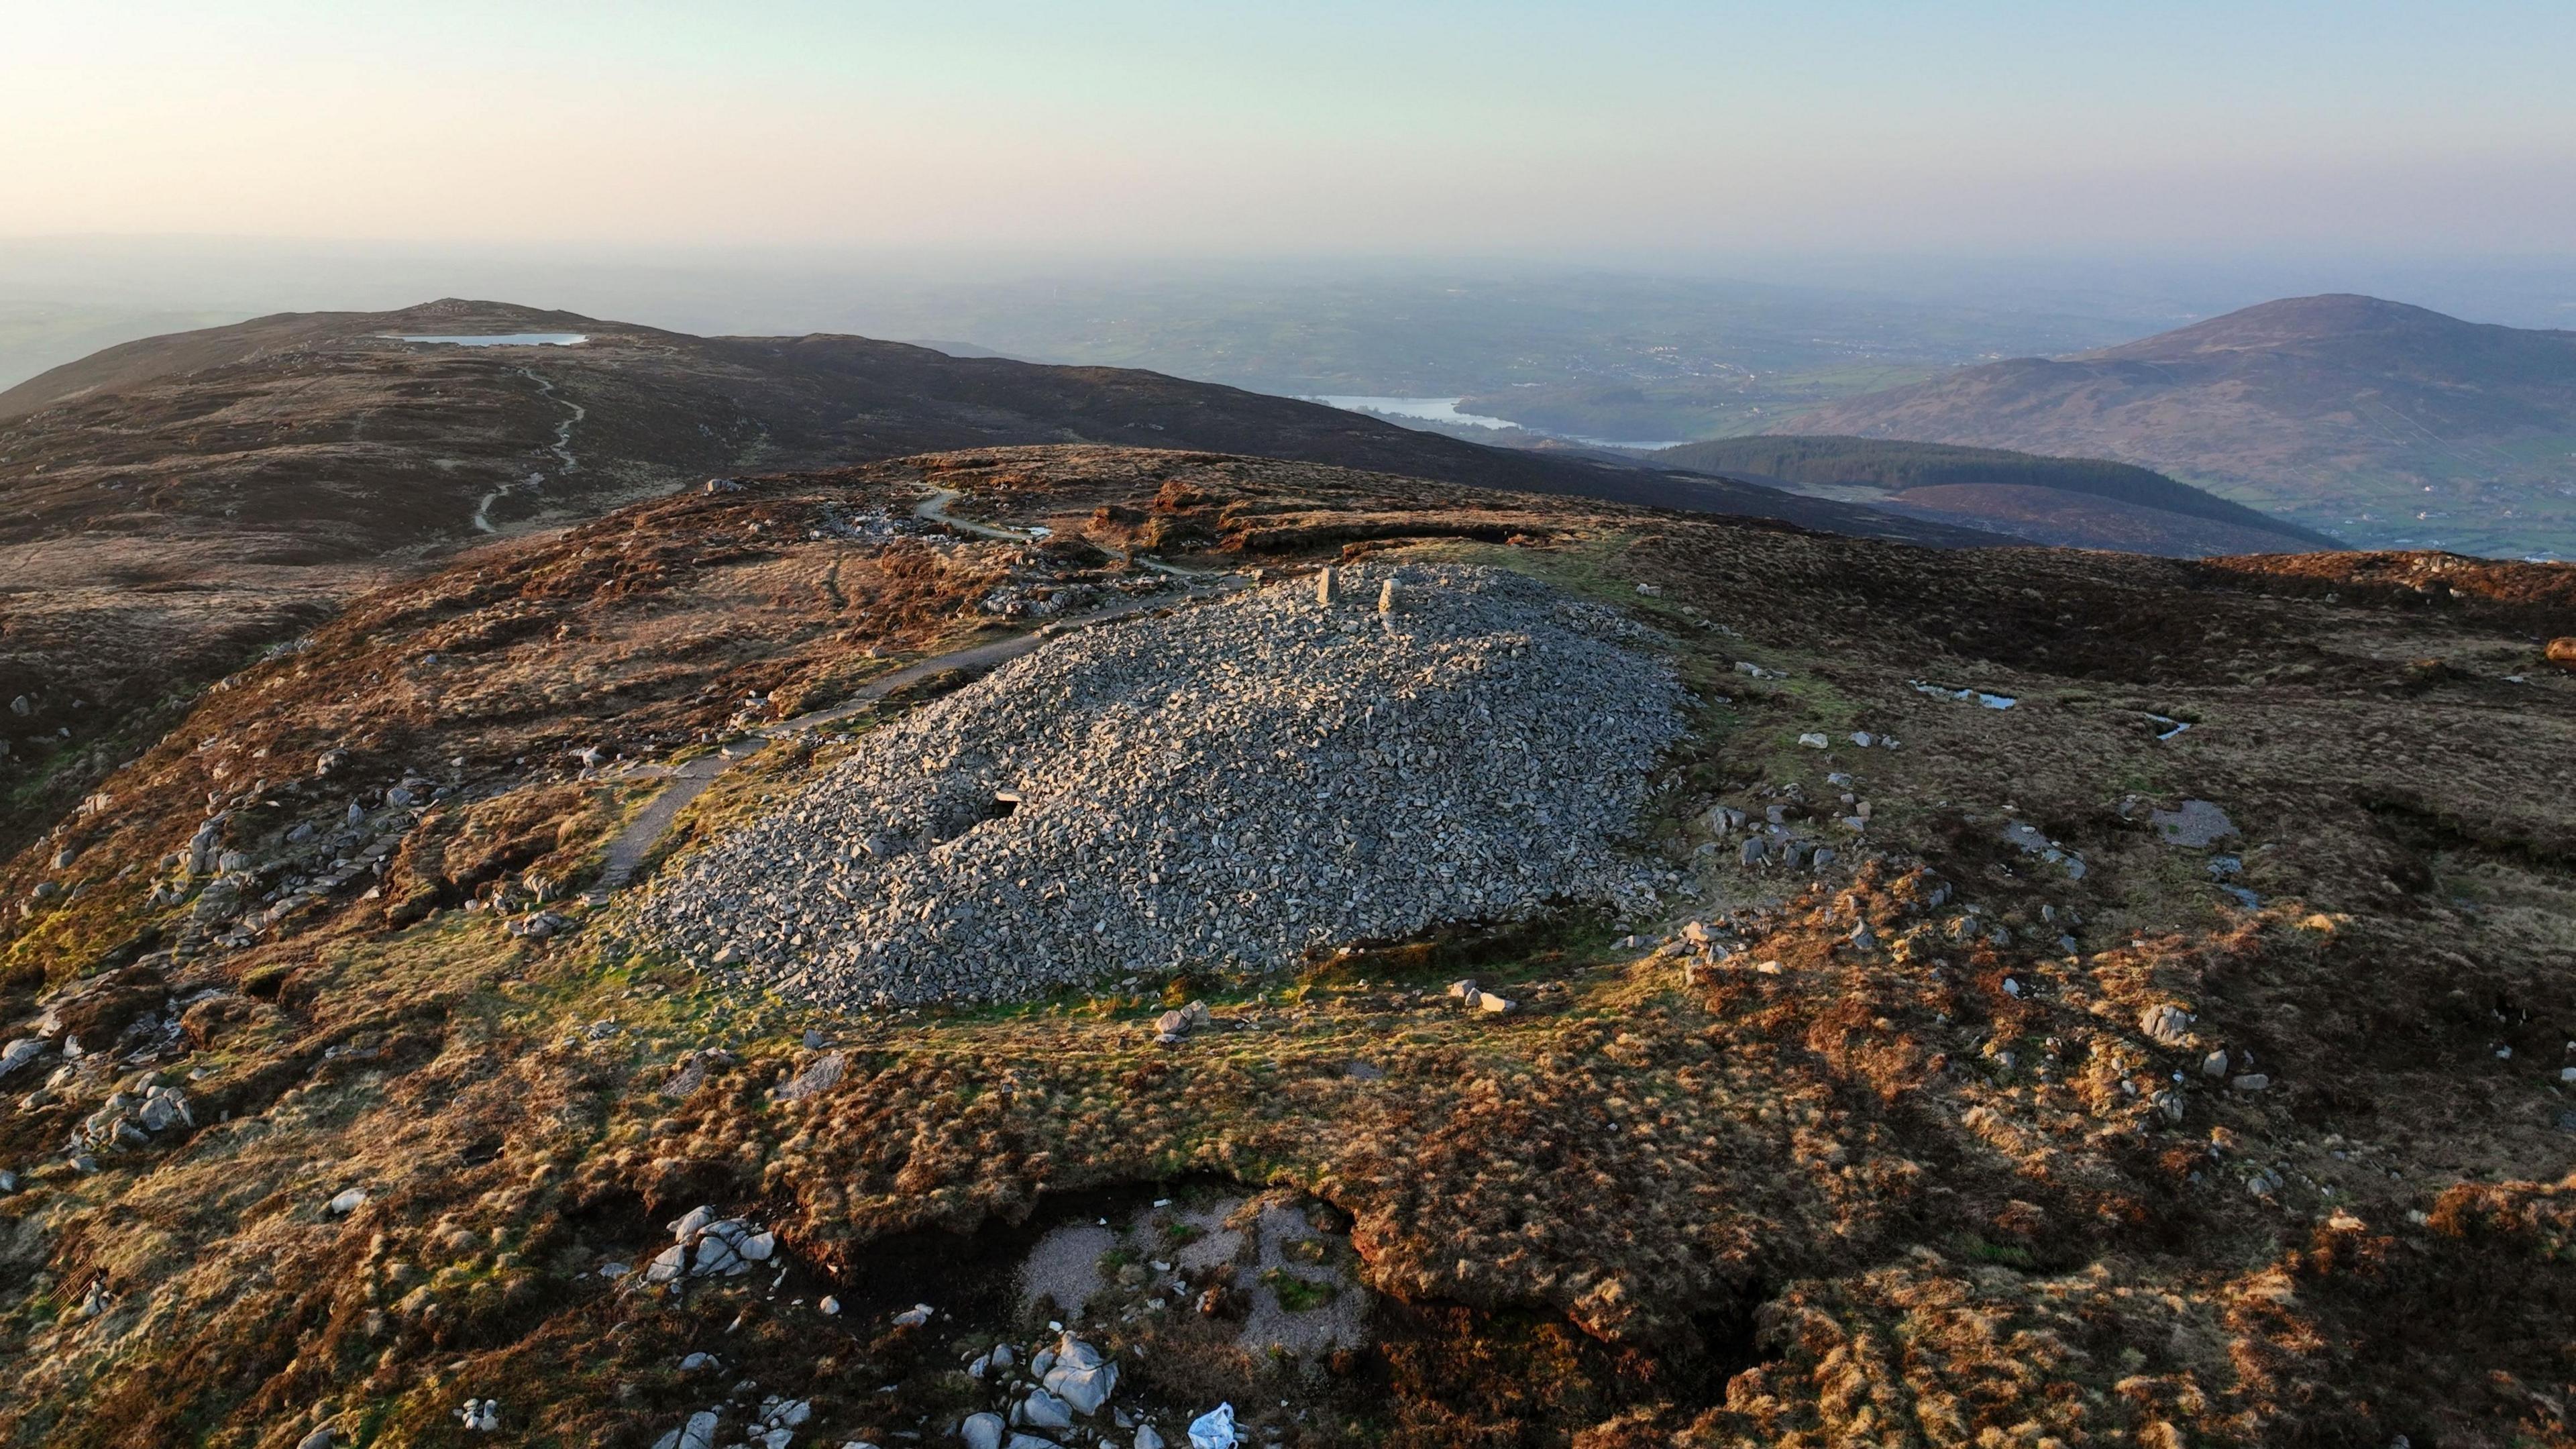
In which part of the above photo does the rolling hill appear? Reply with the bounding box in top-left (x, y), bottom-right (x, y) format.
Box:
top-left (0, 300), bottom-right (1997, 847)
top-left (0, 298), bottom-right (1980, 557)
top-left (1785, 294), bottom-right (2576, 556)
top-left (1653, 435), bottom-right (2339, 555)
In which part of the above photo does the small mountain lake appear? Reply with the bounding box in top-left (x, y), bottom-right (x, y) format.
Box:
top-left (1307, 394), bottom-right (1687, 451)
top-left (1307, 394), bottom-right (1518, 429)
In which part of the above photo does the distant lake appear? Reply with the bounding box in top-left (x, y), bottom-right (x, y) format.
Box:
top-left (1308, 395), bottom-right (1518, 429)
top-left (1307, 394), bottom-right (1685, 451)
top-left (390, 333), bottom-right (589, 347)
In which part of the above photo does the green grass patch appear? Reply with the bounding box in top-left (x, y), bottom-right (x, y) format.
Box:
top-left (1260, 1267), bottom-right (1340, 1311)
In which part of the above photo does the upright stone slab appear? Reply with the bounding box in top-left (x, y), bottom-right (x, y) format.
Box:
top-left (1315, 566), bottom-right (1339, 606)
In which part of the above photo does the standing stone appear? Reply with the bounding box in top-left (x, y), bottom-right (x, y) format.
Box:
top-left (1378, 578), bottom-right (1399, 614)
top-left (1315, 566), bottom-right (1338, 606)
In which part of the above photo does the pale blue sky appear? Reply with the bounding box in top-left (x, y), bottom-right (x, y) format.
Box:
top-left (7, 1), bottom-right (2573, 254)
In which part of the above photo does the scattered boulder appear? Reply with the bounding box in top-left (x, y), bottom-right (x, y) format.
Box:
top-left (2151, 800), bottom-right (2239, 848)
top-left (775, 1051), bottom-right (847, 1101)
top-left (1015, 1388), bottom-right (1077, 1431)
top-left (1153, 1000), bottom-right (1216, 1044)
top-left (74, 1081), bottom-right (193, 1154)
top-left (1999, 820), bottom-right (2086, 879)
top-left (749, 1395), bottom-right (811, 1444)
top-left (651, 1411), bottom-right (721, 1449)
top-left (2139, 1004), bottom-right (2193, 1049)
top-left (643, 1206), bottom-right (777, 1289)
top-left (660, 1050), bottom-right (721, 1098)
top-left (504, 911), bottom-right (570, 940)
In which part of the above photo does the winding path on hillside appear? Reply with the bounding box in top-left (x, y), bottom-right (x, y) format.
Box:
top-left (595, 492), bottom-right (1243, 891)
top-left (474, 369), bottom-right (588, 534)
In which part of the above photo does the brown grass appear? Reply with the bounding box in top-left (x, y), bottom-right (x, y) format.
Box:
top-left (4, 446), bottom-right (2576, 1446)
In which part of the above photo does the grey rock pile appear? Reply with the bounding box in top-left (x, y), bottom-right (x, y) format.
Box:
top-left (960, 1332), bottom-right (1139, 1449)
top-left (643, 1205), bottom-right (779, 1290)
top-left (72, 1079), bottom-right (191, 1154)
top-left (136, 770), bottom-right (447, 954)
top-left (633, 564), bottom-right (1684, 1007)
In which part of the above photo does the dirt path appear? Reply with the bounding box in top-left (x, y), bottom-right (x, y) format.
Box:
top-left (473, 371), bottom-right (587, 535)
top-left (912, 486), bottom-right (1220, 579)
top-left (596, 502), bottom-right (1246, 891)
top-left (910, 486), bottom-right (1029, 543)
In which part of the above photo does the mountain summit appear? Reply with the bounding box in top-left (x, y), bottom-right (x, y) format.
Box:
top-left (1788, 294), bottom-right (2576, 555)
top-left (2088, 293), bottom-right (2573, 371)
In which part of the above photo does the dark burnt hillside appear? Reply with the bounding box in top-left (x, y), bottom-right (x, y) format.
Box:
top-left (1654, 433), bottom-right (2338, 553)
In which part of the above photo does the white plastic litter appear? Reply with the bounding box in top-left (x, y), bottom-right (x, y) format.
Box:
top-left (1187, 1403), bottom-right (1237, 1449)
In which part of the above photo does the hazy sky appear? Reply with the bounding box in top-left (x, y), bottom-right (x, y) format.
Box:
top-left (7, 1), bottom-right (2575, 257)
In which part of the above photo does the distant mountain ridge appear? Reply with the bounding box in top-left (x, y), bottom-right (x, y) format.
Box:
top-left (1782, 294), bottom-right (2576, 557)
top-left (0, 299), bottom-right (1988, 556)
top-left (1654, 435), bottom-right (2338, 555)
top-left (0, 299), bottom-right (1997, 850)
